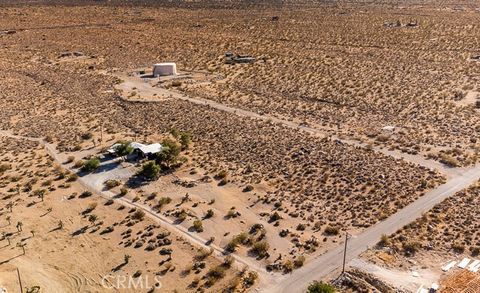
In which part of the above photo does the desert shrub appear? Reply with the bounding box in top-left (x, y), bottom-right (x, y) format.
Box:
top-left (243, 185), bottom-right (254, 192)
top-left (206, 266), bottom-right (226, 280)
top-left (250, 223), bottom-right (264, 234)
top-left (81, 132), bottom-right (93, 140)
top-left (132, 210), bottom-right (145, 221)
top-left (378, 234), bottom-right (391, 247)
top-left (192, 219), bottom-right (203, 232)
top-left (250, 241), bottom-right (269, 258)
top-left (73, 160), bottom-right (84, 169)
top-left (146, 193), bottom-right (157, 201)
top-left (452, 242), bottom-right (465, 253)
top-left (171, 80), bottom-right (182, 87)
top-left (243, 271), bottom-right (258, 287)
top-left (179, 132), bottom-right (192, 150)
top-left (324, 225), bottom-right (339, 236)
top-left (195, 248), bottom-right (213, 261)
top-left (403, 241), bottom-right (420, 256)
top-left (176, 210), bottom-right (187, 222)
top-left (82, 157), bottom-right (100, 172)
top-left (293, 255), bottom-right (305, 268)
top-left (79, 191), bottom-right (93, 198)
top-left (215, 170), bottom-right (228, 180)
top-left (226, 208), bottom-right (238, 219)
top-left (204, 209), bottom-right (214, 219)
top-left (0, 164), bottom-right (11, 173)
top-left (158, 196), bottom-right (172, 209)
top-left (223, 255), bottom-right (235, 268)
top-left (269, 212), bottom-right (281, 222)
top-left (296, 223), bottom-right (306, 231)
top-left (307, 281), bottom-right (336, 293)
top-left (471, 246), bottom-right (480, 257)
top-left (104, 179), bottom-right (120, 189)
top-left (139, 161), bottom-right (160, 180)
top-left (439, 153), bottom-right (460, 167)
top-left (283, 260), bottom-right (294, 273)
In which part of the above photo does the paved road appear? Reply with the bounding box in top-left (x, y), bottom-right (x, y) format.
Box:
top-left (261, 165), bottom-right (480, 293)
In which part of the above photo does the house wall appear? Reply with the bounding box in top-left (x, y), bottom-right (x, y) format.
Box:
top-left (153, 64), bottom-right (177, 77)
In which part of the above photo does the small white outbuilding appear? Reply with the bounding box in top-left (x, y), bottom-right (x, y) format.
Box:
top-left (152, 63), bottom-right (177, 77)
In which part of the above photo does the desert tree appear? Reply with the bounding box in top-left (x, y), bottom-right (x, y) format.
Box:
top-left (115, 141), bottom-right (134, 160)
top-left (157, 139), bottom-right (181, 168)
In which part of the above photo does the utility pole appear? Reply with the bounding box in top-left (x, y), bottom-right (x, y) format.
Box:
top-left (17, 268), bottom-right (24, 293)
top-left (342, 232), bottom-right (350, 275)
top-left (100, 121), bottom-right (104, 146)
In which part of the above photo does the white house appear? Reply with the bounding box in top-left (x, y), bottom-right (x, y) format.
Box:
top-left (152, 63), bottom-right (177, 77)
top-left (107, 142), bottom-right (162, 159)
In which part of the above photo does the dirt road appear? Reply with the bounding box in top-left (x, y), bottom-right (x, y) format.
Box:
top-left (114, 75), bottom-right (457, 177)
top-left (261, 164), bottom-right (480, 293)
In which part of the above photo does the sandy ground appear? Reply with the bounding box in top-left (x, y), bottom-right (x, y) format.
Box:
top-left (0, 137), bottom-right (242, 293)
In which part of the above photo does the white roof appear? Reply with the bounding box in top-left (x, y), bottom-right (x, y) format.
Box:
top-left (107, 142), bottom-right (162, 155)
top-left (130, 142), bottom-right (146, 149)
top-left (382, 125), bottom-right (395, 131)
top-left (153, 62), bottom-right (176, 66)
top-left (137, 143), bottom-right (162, 154)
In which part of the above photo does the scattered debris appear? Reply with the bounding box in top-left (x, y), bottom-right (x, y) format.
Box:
top-left (225, 52), bottom-right (255, 64)
top-left (442, 261), bottom-right (457, 272)
top-left (59, 51), bottom-right (85, 58)
top-left (0, 29), bottom-right (16, 35)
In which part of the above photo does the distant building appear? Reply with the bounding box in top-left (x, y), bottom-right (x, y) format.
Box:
top-left (153, 63), bottom-right (177, 77)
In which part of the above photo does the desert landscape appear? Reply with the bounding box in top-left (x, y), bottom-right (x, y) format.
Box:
top-left (0, 0), bottom-right (479, 292)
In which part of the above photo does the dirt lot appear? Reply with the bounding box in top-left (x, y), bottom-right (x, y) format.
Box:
top-left (0, 0), bottom-right (479, 292)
